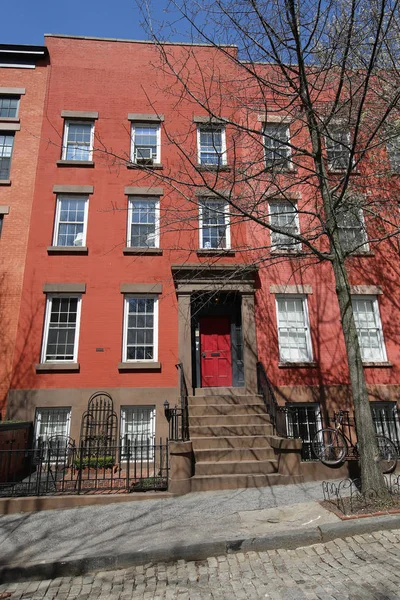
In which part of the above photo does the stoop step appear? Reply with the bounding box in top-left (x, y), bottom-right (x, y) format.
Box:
top-left (191, 435), bottom-right (275, 450)
top-left (189, 413), bottom-right (271, 426)
top-left (190, 424), bottom-right (274, 437)
top-left (191, 473), bottom-right (303, 492)
top-left (195, 459), bottom-right (278, 476)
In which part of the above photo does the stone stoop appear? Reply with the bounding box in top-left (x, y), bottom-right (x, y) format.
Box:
top-left (188, 394), bottom-right (302, 492)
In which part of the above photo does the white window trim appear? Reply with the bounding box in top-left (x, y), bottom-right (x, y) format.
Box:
top-left (275, 295), bottom-right (313, 363)
top-left (62, 120), bottom-right (94, 161)
top-left (197, 125), bottom-right (227, 166)
top-left (34, 407), bottom-right (72, 442)
top-left (127, 196), bottom-right (160, 248)
top-left (263, 122), bottom-right (292, 169)
top-left (52, 195), bottom-right (89, 247)
top-left (352, 295), bottom-right (387, 363)
top-left (325, 128), bottom-right (352, 171)
top-left (338, 207), bottom-right (369, 253)
top-left (268, 200), bottom-right (301, 250)
top-left (199, 199), bottom-right (231, 249)
top-left (122, 294), bottom-right (159, 362)
top-left (0, 95), bottom-right (20, 118)
top-left (41, 294), bottom-right (82, 363)
top-left (130, 123), bottom-right (161, 164)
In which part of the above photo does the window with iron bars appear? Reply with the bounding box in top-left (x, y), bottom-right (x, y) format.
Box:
top-left (371, 402), bottom-right (400, 453)
top-left (120, 406), bottom-right (155, 459)
top-left (286, 403), bottom-right (322, 460)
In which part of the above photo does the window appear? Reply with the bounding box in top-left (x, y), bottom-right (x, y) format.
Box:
top-left (371, 402), bottom-right (400, 452)
top-left (199, 199), bottom-right (230, 249)
top-left (336, 205), bottom-right (368, 253)
top-left (34, 407), bottom-right (71, 450)
top-left (127, 197), bottom-right (159, 248)
top-left (120, 406), bottom-right (155, 458)
top-left (263, 123), bottom-right (291, 169)
top-left (269, 200), bottom-right (300, 250)
top-left (286, 403), bottom-right (322, 460)
top-left (0, 96), bottom-right (19, 118)
top-left (387, 136), bottom-right (400, 171)
top-left (326, 127), bottom-right (351, 171)
top-left (276, 296), bottom-right (313, 362)
top-left (53, 196), bottom-right (88, 247)
top-left (123, 296), bottom-right (158, 362)
top-left (41, 296), bottom-right (82, 362)
top-left (198, 125), bottom-right (226, 166)
top-left (352, 296), bottom-right (386, 362)
top-left (0, 134), bottom-right (14, 179)
top-left (131, 124), bottom-right (160, 164)
top-left (62, 121), bottom-right (94, 161)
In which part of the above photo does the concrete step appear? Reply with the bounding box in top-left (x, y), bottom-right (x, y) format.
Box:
top-left (189, 403), bottom-right (267, 417)
top-left (190, 424), bottom-right (274, 437)
top-left (193, 447), bottom-right (276, 462)
top-left (191, 436), bottom-right (275, 450)
top-left (189, 414), bottom-right (271, 426)
top-left (191, 473), bottom-right (303, 492)
top-left (188, 395), bottom-right (263, 407)
top-left (195, 460), bottom-right (278, 476)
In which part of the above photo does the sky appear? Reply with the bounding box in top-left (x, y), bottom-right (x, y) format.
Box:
top-left (3, 0), bottom-right (186, 46)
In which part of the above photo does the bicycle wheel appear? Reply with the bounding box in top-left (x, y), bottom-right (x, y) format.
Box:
top-left (376, 435), bottom-right (398, 474)
top-left (312, 428), bottom-right (347, 466)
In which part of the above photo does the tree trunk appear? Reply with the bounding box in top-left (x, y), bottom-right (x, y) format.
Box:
top-left (331, 253), bottom-right (387, 493)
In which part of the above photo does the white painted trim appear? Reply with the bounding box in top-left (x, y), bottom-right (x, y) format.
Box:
top-left (198, 198), bottom-right (231, 249)
top-left (130, 123), bottom-right (161, 164)
top-left (268, 199), bottom-right (300, 251)
top-left (351, 295), bottom-right (387, 363)
top-left (53, 195), bottom-right (89, 247)
top-left (275, 295), bottom-right (313, 363)
top-left (41, 294), bottom-right (82, 363)
top-left (62, 120), bottom-right (94, 161)
top-left (127, 196), bottom-right (160, 248)
top-left (263, 122), bottom-right (292, 169)
top-left (122, 294), bottom-right (159, 362)
top-left (197, 124), bottom-right (227, 166)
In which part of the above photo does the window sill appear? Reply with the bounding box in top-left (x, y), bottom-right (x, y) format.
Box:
top-left (0, 117), bottom-right (19, 123)
top-left (56, 160), bottom-right (95, 167)
top-left (126, 163), bottom-right (164, 170)
top-left (35, 362), bottom-right (80, 372)
top-left (270, 249), bottom-right (303, 255)
top-left (0, 179), bottom-right (11, 186)
top-left (197, 249), bottom-right (235, 256)
top-left (327, 169), bottom-right (360, 175)
top-left (118, 362), bottom-right (161, 371)
top-left (265, 166), bottom-right (297, 174)
top-left (348, 251), bottom-right (374, 257)
top-left (47, 246), bottom-right (88, 255)
top-left (278, 361), bottom-right (318, 368)
top-left (123, 247), bottom-right (163, 255)
top-left (363, 361), bottom-right (392, 368)
top-left (195, 164), bottom-right (231, 172)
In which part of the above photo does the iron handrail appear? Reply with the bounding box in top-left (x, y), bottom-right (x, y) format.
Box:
top-left (164, 364), bottom-right (190, 442)
top-left (256, 361), bottom-right (289, 437)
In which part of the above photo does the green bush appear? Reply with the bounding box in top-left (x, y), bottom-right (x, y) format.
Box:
top-left (73, 455), bottom-right (115, 469)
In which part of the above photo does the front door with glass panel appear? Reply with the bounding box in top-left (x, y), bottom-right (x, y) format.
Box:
top-left (200, 316), bottom-right (232, 387)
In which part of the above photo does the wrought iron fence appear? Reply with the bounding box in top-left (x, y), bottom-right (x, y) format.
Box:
top-left (0, 437), bottom-right (169, 497)
top-left (256, 362), bottom-right (288, 438)
top-left (164, 363), bottom-right (190, 442)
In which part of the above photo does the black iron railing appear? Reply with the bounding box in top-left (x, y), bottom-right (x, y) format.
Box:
top-left (164, 363), bottom-right (190, 442)
top-left (0, 437), bottom-right (169, 497)
top-left (256, 361), bottom-right (289, 438)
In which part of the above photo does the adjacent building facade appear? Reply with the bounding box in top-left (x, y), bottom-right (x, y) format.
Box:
top-left (4, 35), bottom-right (400, 469)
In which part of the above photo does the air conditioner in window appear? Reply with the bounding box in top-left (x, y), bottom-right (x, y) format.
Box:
top-left (135, 148), bottom-right (153, 165)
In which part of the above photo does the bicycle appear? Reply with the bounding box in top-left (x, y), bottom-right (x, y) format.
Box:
top-left (311, 410), bottom-right (397, 474)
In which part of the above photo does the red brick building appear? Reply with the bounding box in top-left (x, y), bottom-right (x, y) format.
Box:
top-left (0, 44), bottom-right (49, 418)
top-left (5, 35), bottom-right (400, 488)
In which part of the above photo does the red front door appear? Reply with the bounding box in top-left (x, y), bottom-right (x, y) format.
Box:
top-left (200, 316), bottom-right (232, 387)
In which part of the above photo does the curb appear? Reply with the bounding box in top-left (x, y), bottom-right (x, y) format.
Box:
top-left (1, 514), bottom-right (400, 583)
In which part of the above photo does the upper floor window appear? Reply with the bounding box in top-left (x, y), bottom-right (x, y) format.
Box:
top-left (387, 135), bottom-right (400, 172)
top-left (326, 127), bottom-right (351, 171)
top-left (62, 121), bottom-right (94, 161)
top-left (199, 198), bottom-right (230, 249)
top-left (198, 125), bottom-right (226, 166)
top-left (352, 296), bottom-right (386, 363)
top-left (131, 124), bottom-right (160, 165)
top-left (0, 134), bottom-right (14, 179)
top-left (276, 296), bottom-right (313, 363)
top-left (41, 295), bottom-right (82, 363)
top-left (127, 197), bottom-right (160, 248)
top-left (0, 96), bottom-right (19, 118)
top-left (269, 200), bottom-right (300, 250)
top-left (53, 196), bottom-right (88, 247)
top-left (263, 123), bottom-right (291, 169)
top-left (336, 204), bottom-right (368, 253)
top-left (123, 296), bottom-right (158, 362)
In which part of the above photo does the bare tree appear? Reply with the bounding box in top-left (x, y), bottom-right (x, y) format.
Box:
top-left (130, 0), bottom-right (400, 492)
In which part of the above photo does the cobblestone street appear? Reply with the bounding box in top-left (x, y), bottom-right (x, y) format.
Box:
top-left (1, 529), bottom-right (400, 599)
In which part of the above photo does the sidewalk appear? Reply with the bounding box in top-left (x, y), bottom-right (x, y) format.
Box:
top-left (1, 480), bottom-right (400, 583)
